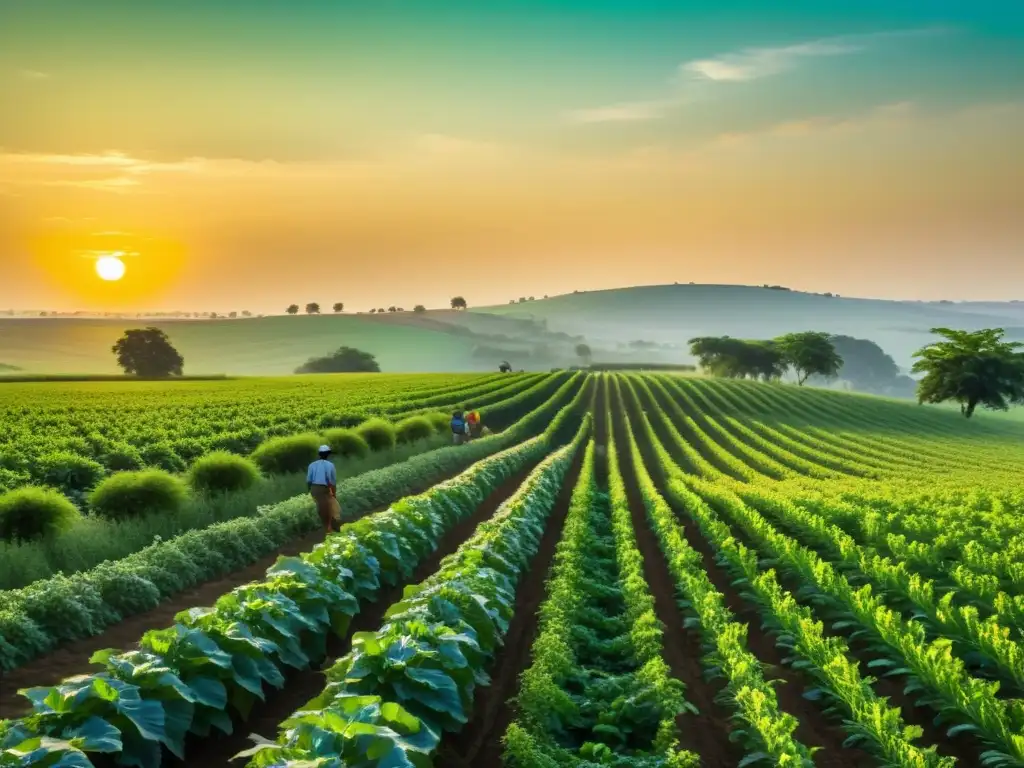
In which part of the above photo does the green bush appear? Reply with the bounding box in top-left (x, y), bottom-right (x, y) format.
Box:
top-left (322, 428), bottom-right (370, 459)
top-left (356, 418), bottom-right (396, 451)
top-left (395, 416), bottom-right (435, 444)
top-left (0, 487), bottom-right (81, 542)
top-left (425, 412), bottom-right (452, 433)
top-left (37, 451), bottom-right (106, 494)
top-left (250, 433), bottom-right (321, 475)
top-left (88, 469), bottom-right (188, 522)
top-left (188, 451), bottom-right (262, 494)
top-left (100, 444), bottom-right (145, 472)
top-left (139, 442), bottom-right (187, 473)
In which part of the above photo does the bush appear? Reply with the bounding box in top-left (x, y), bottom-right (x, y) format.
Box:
top-left (188, 451), bottom-right (262, 494)
top-left (250, 433), bottom-right (321, 475)
top-left (356, 418), bottom-right (396, 451)
top-left (0, 487), bottom-right (81, 542)
top-left (140, 442), bottom-right (187, 473)
top-left (88, 469), bottom-right (188, 521)
top-left (425, 412), bottom-right (451, 433)
top-left (100, 443), bottom-right (145, 472)
top-left (37, 451), bottom-right (106, 493)
top-left (295, 346), bottom-right (381, 374)
top-left (394, 416), bottom-right (435, 445)
top-left (321, 428), bottom-right (370, 460)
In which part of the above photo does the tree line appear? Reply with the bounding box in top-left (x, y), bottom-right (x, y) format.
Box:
top-left (285, 297), bottom-right (469, 316)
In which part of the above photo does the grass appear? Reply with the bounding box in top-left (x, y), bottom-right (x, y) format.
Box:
top-left (0, 433), bottom-right (447, 591)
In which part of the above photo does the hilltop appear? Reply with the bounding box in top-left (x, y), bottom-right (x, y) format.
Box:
top-left (2, 283), bottom-right (1023, 376)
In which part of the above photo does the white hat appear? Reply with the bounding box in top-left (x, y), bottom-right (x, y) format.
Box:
top-left (319, 445), bottom-right (331, 453)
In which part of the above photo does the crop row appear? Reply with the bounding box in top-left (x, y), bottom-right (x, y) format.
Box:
top-left (0, 374), bottom-right (587, 674)
top-left (0, 377), bottom-right (591, 765)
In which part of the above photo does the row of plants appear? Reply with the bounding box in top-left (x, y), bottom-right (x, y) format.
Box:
top-left (0, 383), bottom-right (593, 765)
top-left (0, 374), bottom-right (589, 674)
top-left (504, 431), bottom-right (696, 766)
top-left (621, 381), bottom-right (961, 767)
top-left (238, 416), bottom-right (590, 767)
top-left (613, 379), bottom-right (816, 766)
top-left (0, 373), bottom-right (546, 497)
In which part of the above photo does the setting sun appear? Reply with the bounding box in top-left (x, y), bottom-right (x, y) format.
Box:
top-left (95, 255), bottom-right (126, 282)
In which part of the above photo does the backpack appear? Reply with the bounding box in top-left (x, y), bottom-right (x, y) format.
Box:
top-left (451, 416), bottom-right (465, 434)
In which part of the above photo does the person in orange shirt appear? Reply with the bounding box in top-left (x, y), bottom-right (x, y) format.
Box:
top-left (466, 409), bottom-right (481, 439)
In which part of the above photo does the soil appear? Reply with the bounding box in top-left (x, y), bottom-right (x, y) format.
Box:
top-left (436, 438), bottom-right (585, 768)
top-left (169, 458), bottom-right (546, 767)
top-left (610, 391), bottom-right (746, 768)
top-left (0, 454), bottom-right (501, 719)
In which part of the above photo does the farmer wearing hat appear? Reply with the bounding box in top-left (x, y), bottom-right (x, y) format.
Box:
top-left (307, 444), bottom-right (340, 534)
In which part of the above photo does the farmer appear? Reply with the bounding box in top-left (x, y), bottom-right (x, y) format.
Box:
top-left (451, 410), bottom-right (468, 445)
top-left (466, 408), bottom-right (481, 439)
top-left (307, 445), bottom-right (340, 534)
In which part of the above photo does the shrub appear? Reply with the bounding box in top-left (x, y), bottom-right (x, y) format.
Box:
top-left (140, 442), bottom-right (187, 473)
top-left (425, 412), bottom-right (451, 433)
top-left (0, 487), bottom-right (81, 542)
top-left (88, 469), bottom-right (188, 521)
top-left (394, 416), bottom-right (435, 444)
top-left (100, 443), bottom-right (145, 472)
top-left (37, 451), bottom-right (106, 494)
top-left (188, 451), bottom-right (261, 494)
top-left (250, 433), bottom-right (321, 475)
top-left (356, 418), bottom-right (396, 451)
top-left (322, 428), bottom-right (370, 459)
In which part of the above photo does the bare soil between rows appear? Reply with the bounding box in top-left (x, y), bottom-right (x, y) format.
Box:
top-left (169, 458), bottom-right (545, 768)
top-left (436, 438), bottom-right (586, 768)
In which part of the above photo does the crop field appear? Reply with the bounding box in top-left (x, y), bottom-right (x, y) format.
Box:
top-left (3, 372), bottom-right (1024, 767)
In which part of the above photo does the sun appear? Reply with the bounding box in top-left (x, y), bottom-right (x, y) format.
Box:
top-left (95, 255), bottom-right (126, 282)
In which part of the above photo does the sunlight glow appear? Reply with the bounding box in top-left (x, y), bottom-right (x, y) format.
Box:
top-left (95, 255), bottom-right (126, 281)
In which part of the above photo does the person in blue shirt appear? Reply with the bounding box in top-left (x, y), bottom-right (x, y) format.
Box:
top-left (307, 445), bottom-right (339, 534)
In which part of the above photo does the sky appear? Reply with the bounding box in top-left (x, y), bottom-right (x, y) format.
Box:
top-left (1, 0), bottom-right (1022, 313)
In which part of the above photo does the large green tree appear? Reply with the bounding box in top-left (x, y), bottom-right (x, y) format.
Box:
top-left (112, 328), bottom-right (184, 377)
top-left (295, 346), bottom-right (381, 374)
top-left (774, 331), bottom-right (843, 385)
top-left (912, 327), bottom-right (1024, 418)
top-left (688, 337), bottom-right (785, 381)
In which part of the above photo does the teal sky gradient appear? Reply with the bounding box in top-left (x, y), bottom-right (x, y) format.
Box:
top-left (0, 1), bottom-right (1022, 310)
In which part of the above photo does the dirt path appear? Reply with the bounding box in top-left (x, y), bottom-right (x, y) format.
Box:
top-left (0, 454), bottom-right (505, 719)
top-left (610, 391), bottom-right (745, 767)
top-left (436, 433), bottom-right (587, 767)
top-left (171, 459), bottom-right (546, 768)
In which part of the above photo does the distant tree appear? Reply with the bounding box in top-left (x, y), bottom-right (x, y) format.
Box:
top-left (774, 331), bottom-right (843, 385)
top-left (450, 296), bottom-right (467, 310)
top-left (817, 335), bottom-right (900, 392)
top-left (688, 337), bottom-right (785, 381)
top-left (229, 311), bottom-right (237, 319)
top-left (286, 305), bottom-right (299, 315)
top-left (295, 346), bottom-right (381, 374)
top-left (305, 302), bottom-right (321, 315)
top-left (499, 360), bottom-right (512, 373)
top-left (241, 310), bottom-right (252, 317)
top-left (369, 308), bottom-right (377, 314)
top-left (209, 312), bottom-right (218, 319)
top-left (112, 328), bottom-right (184, 377)
top-left (388, 306), bottom-right (397, 313)
top-left (332, 302), bottom-right (344, 313)
top-left (912, 327), bottom-right (1024, 418)
top-left (575, 343), bottom-right (592, 365)
top-left (413, 305), bottom-right (426, 313)
top-left (528, 296), bottom-right (535, 301)
top-left (377, 308), bottom-right (385, 314)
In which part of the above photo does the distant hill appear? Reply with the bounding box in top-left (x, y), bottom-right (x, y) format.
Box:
top-left (3, 284), bottom-right (1023, 376)
top-left (475, 284), bottom-right (1024, 369)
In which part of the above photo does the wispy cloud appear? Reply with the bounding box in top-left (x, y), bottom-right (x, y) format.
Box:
top-left (682, 28), bottom-right (941, 83)
top-left (17, 69), bottom-right (50, 80)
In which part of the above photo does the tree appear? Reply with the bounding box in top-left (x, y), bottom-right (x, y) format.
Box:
top-left (241, 310), bottom-right (252, 317)
top-left (295, 346), bottom-right (381, 374)
top-left (774, 331), bottom-right (843, 385)
top-left (817, 335), bottom-right (900, 393)
top-left (387, 306), bottom-right (397, 313)
top-left (499, 360), bottom-right (512, 373)
top-left (688, 337), bottom-right (785, 381)
top-left (286, 305), bottom-right (299, 315)
top-left (112, 328), bottom-right (184, 377)
top-left (413, 305), bottom-right (426, 313)
top-left (228, 311), bottom-right (238, 319)
top-left (450, 296), bottom-right (467, 310)
top-left (575, 343), bottom-right (592, 365)
top-left (332, 302), bottom-right (344, 313)
top-left (305, 302), bottom-right (321, 315)
top-left (912, 327), bottom-right (1024, 418)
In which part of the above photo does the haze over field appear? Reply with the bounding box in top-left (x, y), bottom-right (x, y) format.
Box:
top-left (1, 1), bottom-right (1022, 315)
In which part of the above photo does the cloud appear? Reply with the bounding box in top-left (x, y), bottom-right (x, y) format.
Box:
top-left (564, 99), bottom-right (676, 124)
top-left (682, 28), bottom-right (941, 83)
top-left (17, 69), bottom-right (50, 80)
